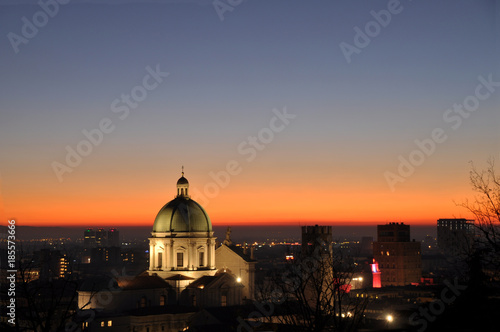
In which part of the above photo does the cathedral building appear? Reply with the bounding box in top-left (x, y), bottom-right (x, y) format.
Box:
top-left (146, 171), bottom-right (255, 301)
top-left (148, 171), bottom-right (217, 287)
top-left (77, 171), bottom-right (256, 331)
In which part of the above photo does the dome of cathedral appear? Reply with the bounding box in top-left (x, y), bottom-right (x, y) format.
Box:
top-left (152, 173), bottom-right (212, 233)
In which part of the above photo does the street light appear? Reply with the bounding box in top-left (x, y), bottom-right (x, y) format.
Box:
top-left (386, 314), bottom-right (394, 329)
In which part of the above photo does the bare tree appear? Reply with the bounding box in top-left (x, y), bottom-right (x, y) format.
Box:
top-left (14, 245), bottom-right (93, 332)
top-left (257, 239), bottom-right (368, 332)
top-left (459, 159), bottom-right (500, 279)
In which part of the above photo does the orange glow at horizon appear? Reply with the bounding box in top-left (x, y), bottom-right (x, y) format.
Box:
top-left (2, 177), bottom-right (475, 228)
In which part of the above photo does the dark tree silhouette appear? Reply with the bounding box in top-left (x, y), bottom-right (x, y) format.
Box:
top-left (459, 159), bottom-right (500, 279)
top-left (256, 238), bottom-right (368, 332)
top-left (13, 246), bottom-right (93, 332)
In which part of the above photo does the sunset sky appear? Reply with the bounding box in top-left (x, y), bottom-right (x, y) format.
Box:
top-left (1, 0), bottom-right (499, 227)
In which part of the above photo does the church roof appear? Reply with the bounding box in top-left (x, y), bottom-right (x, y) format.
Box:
top-left (152, 172), bottom-right (212, 233)
top-left (177, 176), bottom-right (189, 185)
top-left (153, 197), bottom-right (212, 233)
top-left (187, 275), bottom-right (219, 289)
top-left (79, 275), bottom-right (171, 292)
top-left (224, 244), bottom-right (256, 262)
top-left (187, 273), bottom-right (242, 289)
top-left (116, 275), bottom-right (171, 290)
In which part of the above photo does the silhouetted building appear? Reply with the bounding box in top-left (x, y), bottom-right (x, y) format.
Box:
top-left (301, 225), bottom-right (332, 256)
top-left (360, 236), bottom-right (374, 256)
top-left (377, 222), bottom-right (410, 242)
top-left (34, 249), bottom-right (69, 281)
top-left (437, 218), bottom-right (474, 254)
top-left (107, 228), bottom-right (120, 246)
top-left (83, 228), bottom-right (96, 247)
top-left (372, 222), bottom-right (421, 286)
top-left (83, 228), bottom-right (120, 248)
top-left (96, 228), bottom-right (105, 246)
top-left (90, 247), bottom-right (121, 265)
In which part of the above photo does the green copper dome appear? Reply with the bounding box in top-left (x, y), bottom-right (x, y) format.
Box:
top-left (152, 173), bottom-right (212, 233)
top-left (152, 197), bottom-right (212, 233)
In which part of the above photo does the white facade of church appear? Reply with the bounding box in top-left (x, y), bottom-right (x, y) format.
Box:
top-left (147, 172), bottom-right (255, 299)
top-left (77, 172), bottom-right (256, 331)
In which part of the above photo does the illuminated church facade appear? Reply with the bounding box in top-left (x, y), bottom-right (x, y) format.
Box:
top-left (77, 171), bottom-right (256, 331)
top-left (147, 170), bottom-right (256, 301)
top-left (148, 173), bottom-right (217, 283)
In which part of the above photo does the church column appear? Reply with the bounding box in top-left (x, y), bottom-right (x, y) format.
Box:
top-left (187, 239), bottom-right (192, 270)
top-left (207, 239), bottom-right (213, 269)
top-left (203, 244), bottom-right (207, 267)
top-left (165, 240), bottom-right (170, 269)
top-left (170, 240), bottom-right (174, 270)
top-left (162, 241), bottom-right (167, 270)
top-left (149, 241), bottom-right (155, 270)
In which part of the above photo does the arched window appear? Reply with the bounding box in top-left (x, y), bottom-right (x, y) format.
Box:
top-left (160, 295), bottom-right (166, 306)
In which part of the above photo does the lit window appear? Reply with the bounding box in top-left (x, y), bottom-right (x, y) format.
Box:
top-left (107, 320), bottom-right (112, 327)
top-left (101, 321), bottom-right (104, 327)
top-left (221, 295), bottom-right (227, 307)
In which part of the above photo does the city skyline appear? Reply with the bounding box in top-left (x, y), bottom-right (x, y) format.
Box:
top-left (1, 0), bottom-right (499, 227)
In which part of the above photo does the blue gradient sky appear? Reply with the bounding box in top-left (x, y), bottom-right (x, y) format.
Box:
top-left (1, 0), bottom-right (499, 226)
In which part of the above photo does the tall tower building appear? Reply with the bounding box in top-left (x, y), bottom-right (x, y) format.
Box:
top-left (148, 170), bottom-right (217, 288)
top-left (96, 228), bottom-right (105, 246)
top-left (107, 228), bottom-right (120, 247)
top-left (437, 218), bottom-right (474, 254)
top-left (372, 222), bottom-right (421, 286)
top-left (301, 225), bottom-right (332, 256)
top-left (83, 228), bottom-right (96, 247)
